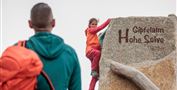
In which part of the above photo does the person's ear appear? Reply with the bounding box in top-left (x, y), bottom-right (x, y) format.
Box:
top-left (51, 19), bottom-right (55, 27)
top-left (88, 24), bottom-right (91, 28)
top-left (28, 20), bottom-right (33, 28)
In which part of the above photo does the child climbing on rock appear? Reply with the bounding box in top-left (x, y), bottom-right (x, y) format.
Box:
top-left (85, 18), bottom-right (111, 90)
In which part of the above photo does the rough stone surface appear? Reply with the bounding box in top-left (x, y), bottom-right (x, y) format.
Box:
top-left (99, 15), bottom-right (177, 90)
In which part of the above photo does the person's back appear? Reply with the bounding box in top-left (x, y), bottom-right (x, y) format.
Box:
top-left (26, 3), bottom-right (81, 90)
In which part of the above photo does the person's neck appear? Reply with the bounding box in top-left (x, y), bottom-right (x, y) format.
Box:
top-left (34, 28), bottom-right (52, 33)
top-left (35, 30), bottom-right (51, 34)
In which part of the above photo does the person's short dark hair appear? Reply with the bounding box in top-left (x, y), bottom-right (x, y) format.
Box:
top-left (30, 3), bottom-right (53, 29)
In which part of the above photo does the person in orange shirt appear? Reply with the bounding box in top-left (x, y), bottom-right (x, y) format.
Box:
top-left (85, 18), bottom-right (111, 90)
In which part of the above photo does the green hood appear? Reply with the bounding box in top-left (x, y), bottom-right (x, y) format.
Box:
top-left (25, 32), bottom-right (81, 90)
top-left (26, 32), bottom-right (64, 59)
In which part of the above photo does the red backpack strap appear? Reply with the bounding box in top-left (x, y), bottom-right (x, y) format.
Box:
top-left (17, 40), bottom-right (26, 47)
top-left (41, 70), bottom-right (55, 90)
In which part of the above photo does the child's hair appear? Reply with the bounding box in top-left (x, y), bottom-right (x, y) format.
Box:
top-left (89, 18), bottom-right (98, 26)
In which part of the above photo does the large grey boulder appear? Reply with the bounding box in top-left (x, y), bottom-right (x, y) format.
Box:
top-left (99, 14), bottom-right (177, 90)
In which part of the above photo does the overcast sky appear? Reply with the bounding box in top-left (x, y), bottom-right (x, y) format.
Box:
top-left (1, 0), bottom-right (176, 89)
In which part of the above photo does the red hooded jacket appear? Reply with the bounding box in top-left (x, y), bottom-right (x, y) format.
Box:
top-left (85, 19), bottom-right (111, 53)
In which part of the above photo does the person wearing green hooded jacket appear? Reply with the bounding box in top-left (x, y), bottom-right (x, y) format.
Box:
top-left (24, 2), bottom-right (81, 90)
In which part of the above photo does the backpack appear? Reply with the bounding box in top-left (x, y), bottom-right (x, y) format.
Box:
top-left (0, 41), bottom-right (55, 90)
